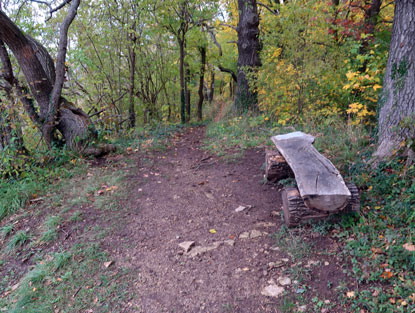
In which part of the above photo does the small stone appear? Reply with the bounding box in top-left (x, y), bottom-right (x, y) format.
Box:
top-left (305, 260), bottom-right (319, 268)
top-left (239, 231), bottom-right (250, 239)
top-left (224, 239), bottom-right (235, 246)
top-left (277, 276), bottom-right (291, 286)
top-left (179, 241), bottom-right (195, 252)
top-left (324, 261), bottom-right (330, 266)
top-left (261, 285), bottom-right (284, 298)
top-left (270, 246), bottom-right (280, 251)
top-left (281, 258), bottom-right (289, 262)
top-left (235, 205), bottom-right (247, 212)
top-left (298, 305), bottom-right (307, 312)
top-left (250, 230), bottom-right (262, 238)
top-left (255, 222), bottom-right (277, 228)
top-left (324, 300), bottom-right (330, 304)
top-left (104, 261), bottom-right (114, 268)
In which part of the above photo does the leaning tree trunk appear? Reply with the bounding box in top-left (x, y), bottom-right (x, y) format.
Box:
top-left (374, 2), bottom-right (415, 161)
top-left (235, 0), bottom-right (261, 112)
top-left (0, 5), bottom-right (98, 152)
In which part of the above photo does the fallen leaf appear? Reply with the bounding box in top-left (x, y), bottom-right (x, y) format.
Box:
top-left (403, 243), bottom-right (415, 252)
top-left (209, 229), bottom-right (217, 234)
top-left (346, 291), bottom-right (355, 298)
top-left (381, 270), bottom-right (393, 279)
top-left (389, 298), bottom-right (396, 304)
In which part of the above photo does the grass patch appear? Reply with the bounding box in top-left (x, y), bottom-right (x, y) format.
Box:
top-left (274, 226), bottom-right (313, 262)
top-left (204, 115), bottom-right (271, 157)
top-left (7, 230), bottom-right (31, 251)
top-left (1, 224), bottom-right (14, 238)
top-left (40, 215), bottom-right (62, 242)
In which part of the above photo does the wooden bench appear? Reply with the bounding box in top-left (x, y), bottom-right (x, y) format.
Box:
top-left (266, 131), bottom-right (359, 227)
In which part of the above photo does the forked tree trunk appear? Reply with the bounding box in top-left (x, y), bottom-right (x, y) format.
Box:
top-left (0, 5), bottom-right (98, 152)
top-left (374, 1), bottom-right (415, 160)
top-left (235, 0), bottom-right (261, 111)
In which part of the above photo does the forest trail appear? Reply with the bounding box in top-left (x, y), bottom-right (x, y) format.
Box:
top-left (105, 127), bottom-right (287, 312)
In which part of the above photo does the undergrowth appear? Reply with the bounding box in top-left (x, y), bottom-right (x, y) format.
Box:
top-left (0, 123), bottom-right (183, 223)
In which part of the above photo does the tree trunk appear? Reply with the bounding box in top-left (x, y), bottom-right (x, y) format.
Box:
top-left (0, 5), bottom-right (97, 152)
top-left (197, 46), bottom-right (206, 121)
top-left (235, 0), bottom-right (261, 111)
top-left (0, 39), bottom-right (27, 153)
top-left (185, 59), bottom-right (191, 122)
top-left (128, 23), bottom-right (137, 129)
top-left (374, 2), bottom-right (415, 160)
top-left (0, 1), bottom-right (96, 150)
top-left (178, 36), bottom-right (186, 124)
top-left (209, 71), bottom-right (215, 103)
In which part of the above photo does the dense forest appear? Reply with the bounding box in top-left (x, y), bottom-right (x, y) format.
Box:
top-left (1, 0), bottom-right (415, 312)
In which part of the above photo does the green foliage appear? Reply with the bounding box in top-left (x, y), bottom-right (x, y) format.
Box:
top-left (1, 224), bottom-right (14, 238)
top-left (204, 114), bottom-right (271, 156)
top-left (40, 215), bottom-right (62, 242)
top-left (0, 148), bottom-right (84, 221)
top-left (7, 230), bottom-right (31, 251)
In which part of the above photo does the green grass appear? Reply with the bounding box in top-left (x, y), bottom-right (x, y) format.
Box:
top-left (7, 230), bottom-right (31, 251)
top-left (1, 224), bottom-right (14, 238)
top-left (274, 226), bottom-right (313, 262)
top-left (204, 115), bottom-right (272, 157)
top-left (40, 215), bottom-right (62, 242)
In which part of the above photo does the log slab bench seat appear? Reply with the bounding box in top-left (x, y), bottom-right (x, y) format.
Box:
top-left (266, 131), bottom-right (360, 227)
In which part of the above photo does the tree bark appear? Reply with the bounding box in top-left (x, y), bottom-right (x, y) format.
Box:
top-left (178, 36), bottom-right (186, 124)
top-left (185, 52), bottom-right (191, 122)
top-left (0, 4), bottom-right (98, 151)
top-left (0, 40), bottom-right (27, 153)
top-left (374, 1), bottom-right (415, 160)
top-left (235, 0), bottom-right (261, 111)
top-left (128, 22), bottom-right (137, 129)
top-left (197, 46), bottom-right (206, 121)
top-left (208, 71), bottom-right (215, 103)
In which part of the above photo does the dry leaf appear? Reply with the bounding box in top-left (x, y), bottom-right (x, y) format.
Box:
top-left (346, 291), bottom-right (355, 298)
top-left (403, 243), bottom-right (415, 252)
top-left (381, 270), bottom-right (393, 279)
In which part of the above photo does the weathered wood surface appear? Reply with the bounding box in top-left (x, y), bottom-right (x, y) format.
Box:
top-left (282, 183), bottom-right (360, 227)
top-left (265, 149), bottom-right (294, 183)
top-left (272, 131), bottom-right (351, 213)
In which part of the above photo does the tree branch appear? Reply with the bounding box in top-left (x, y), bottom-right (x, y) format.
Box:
top-left (47, 0), bottom-right (80, 126)
top-left (218, 65), bottom-right (237, 82)
top-left (257, 1), bottom-right (279, 15)
top-left (219, 23), bottom-right (237, 31)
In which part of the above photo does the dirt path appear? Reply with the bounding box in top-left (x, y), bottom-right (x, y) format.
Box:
top-left (103, 127), bottom-right (286, 312)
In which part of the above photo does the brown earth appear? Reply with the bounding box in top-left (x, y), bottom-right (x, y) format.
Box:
top-left (0, 126), bottom-right (355, 313)
top-left (101, 127), bottom-right (353, 313)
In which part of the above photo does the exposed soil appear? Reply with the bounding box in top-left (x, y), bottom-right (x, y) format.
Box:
top-left (0, 126), bottom-right (355, 312)
top-left (101, 127), bottom-right (352, 313)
